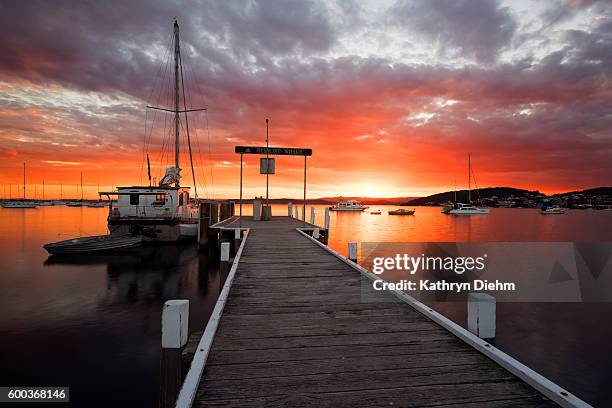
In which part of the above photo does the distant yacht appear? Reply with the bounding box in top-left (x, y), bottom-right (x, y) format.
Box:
top-left (1, 162), bottom-right (38, 209)
top-left (541, 205), bottom-right (565, 215)
top-left (442, 153), bottom-right (490, 215)
top-left (86, 201), bottom-right (108, 208)
top-left (330, 200), bottom-right (369, 211)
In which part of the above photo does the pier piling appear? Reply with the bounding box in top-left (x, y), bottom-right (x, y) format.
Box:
top-left (324, 207), bottom-right (330, 230)
top-left (160, 300), bottom-right (189, 408)
top-left (310, 206), bottom-right (315, 224)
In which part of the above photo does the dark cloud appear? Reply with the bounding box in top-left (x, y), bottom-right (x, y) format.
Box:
top-left (390, 0), bottom-right (517, 64)
top-left (539, 0), bottom-right (602, 28)
top-left (1, 0), bottom-right (611, 192)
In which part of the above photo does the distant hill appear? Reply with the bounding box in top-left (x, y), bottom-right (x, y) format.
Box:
top-left (316, 196), bottom-right (420, 205)
top-left (233, 196), bottom-right (420, 205)
top-left (553, 187), bottom-right (612, 197)
top-left (405, 187), bottom-right (541, 206)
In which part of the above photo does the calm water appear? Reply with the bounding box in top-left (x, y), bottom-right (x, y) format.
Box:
top-left (0, 205), bottom-right (611, 406)
top-left (0, 206), bottom-right (225, 407)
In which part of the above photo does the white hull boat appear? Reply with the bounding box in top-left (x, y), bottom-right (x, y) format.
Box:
top-left (87, 201), bottom-right (108, 208)
top-left (446, 204), bottom-right (490, 215)
top-left (541, 206), bottom-right (565, 215)
top-left (1, 201), bottom-right (38, 209)
top-left (330, 200), bottom-right (369, 211)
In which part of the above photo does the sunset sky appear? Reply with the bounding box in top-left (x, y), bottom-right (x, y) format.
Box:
top-left (1, 0), bottom-right (611, 199)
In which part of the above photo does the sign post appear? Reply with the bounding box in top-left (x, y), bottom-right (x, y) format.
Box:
top-left (235, 144), bottom-right (312, 223)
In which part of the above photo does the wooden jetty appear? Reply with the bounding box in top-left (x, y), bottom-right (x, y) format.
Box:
top-left (169, 214), bottom-right (589, 408)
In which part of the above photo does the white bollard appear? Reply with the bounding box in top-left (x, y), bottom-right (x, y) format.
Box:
top-left (310, 206), bottom-right (315, 224)
top-left (162, 300), bottom-right (189, 349)
top-left (348, 242), bottom-right (358, 262)
top-left (233, 229), bottom-right (241, 256)
top-left (467, 293), bottom-right (496, 340)
top-left (313, 228), bottom-right (320, 239)
top-left (220, 242), bottom-right (230, 262)
top-left (288, 202), bottom-right (292, 217)
top-left (294, 206), bottom-right (299, 219)
top-left (160, 299), bottom-right (189, 407)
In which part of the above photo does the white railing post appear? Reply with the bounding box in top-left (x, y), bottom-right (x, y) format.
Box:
top-left (324, 207), bottom-right (330, 230)
top-left (233, 229), bottom-right (241, 256)
top-left (313, 228), bottom-right (320, 239)
top-left (348, 242), bottom-right (358, 262)
top-left (220, 241), bottom-right (230, 273)
top-left (160, 299), bottom-right (189, 408)
top-left (468, 293), bottom-right (496, 340)
top-left (288, 202), bottom-right (292, 217)
top-left (310, 206), bottom-right (315, 224)
top-left (294, 206), bottom-right (298, 219)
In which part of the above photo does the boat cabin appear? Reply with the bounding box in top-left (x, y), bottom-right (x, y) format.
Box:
top-left (103, 186), bottom-right (194, 220)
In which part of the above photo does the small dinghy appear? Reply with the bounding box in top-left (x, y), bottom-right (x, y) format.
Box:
top-left (43, 234), bottom-right (142, 255)
top-left (370, 210), bottom-right (381, 215)
top-left (388, 208), bottom-right (415, 215)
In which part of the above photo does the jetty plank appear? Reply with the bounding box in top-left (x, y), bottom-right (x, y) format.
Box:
top-left (191, 216), bottom-right (555, 407)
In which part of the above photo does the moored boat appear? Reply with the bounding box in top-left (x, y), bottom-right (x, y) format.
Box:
top-left (541, 205), bottom-right (565, 215)
top-left (388, 208), bottom-right (415, 215)
top-left (43, 234), bottom-right (142, 255)
top-left (330, 200), bottom-right (369, 211)
top-left (445, 203), bottom-right (490, 215)
top-left (370, 210), bottom-right (381, 214)
top-left (3, 162), bottom-right (38, 208)
top-left (86, 201), bottom-right (108, 208)
top-left (98, 20), bottom-right (203, 242)
top-left (442, 153), bottom-right (490, 216)
top-left (1, 201), bottom-right (38, 209)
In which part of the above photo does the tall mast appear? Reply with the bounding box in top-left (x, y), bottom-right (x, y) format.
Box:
top-left (174, 19), bottom-right (180, 176)
top-left (23, 162), bottom-right (26, 199)
top-left (80, 172), bottom-right (84, 201)
top-left (43, 180), bottom-right (45, 200)
top-left (468, 153), bottom-right (471, 203)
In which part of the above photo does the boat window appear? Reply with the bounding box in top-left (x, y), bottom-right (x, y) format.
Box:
top-left (130, 194), bottom-right (139, 205)
top-left (155, 194), bottom-right (166, 202)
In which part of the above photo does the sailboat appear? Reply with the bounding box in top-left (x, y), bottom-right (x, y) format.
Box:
top-left (38, 180), bottom-right (55, 206)
top-left (99, 19), bottom-right (202, 242)
top-left (2, 163), bottom-right (38, 208)
top-left (87, 184), bottom-right (107, 207)
top-left (442, 153), bottom-right (490, 215)
top-left (66, 173), bottom-right (85, 206)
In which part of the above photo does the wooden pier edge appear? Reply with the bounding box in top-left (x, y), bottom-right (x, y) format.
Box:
top-left (175, 228), bottom-right (250, 408)
top-left (294, 228), bottom-right (592, 408)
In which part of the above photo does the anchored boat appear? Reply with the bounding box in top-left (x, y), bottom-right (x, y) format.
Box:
top-left (330, 200), bottom-right (369, 211)
top-left (43, 234), bottom-right (142, 255)
top-left (2, 162), bottom-right (38, 209)
top-left (541, 205), bottom-right (565, 215)
top-left (442, 153), bottom-right (490, 215)
top-left (389, 208), bottom-right (415, 215)
top-left (99, 20), bottom-right (203, 242)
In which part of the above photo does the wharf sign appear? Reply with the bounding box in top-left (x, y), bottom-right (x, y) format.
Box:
top-left (235, 146), bottom-right (312, 156)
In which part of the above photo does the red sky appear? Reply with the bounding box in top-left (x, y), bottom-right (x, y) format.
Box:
top-left (1, 0), bottom-right (611, 199)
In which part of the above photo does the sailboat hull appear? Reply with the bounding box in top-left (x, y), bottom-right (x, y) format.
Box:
top-left (109, 220), bottom-right (198, 242)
